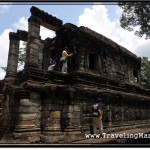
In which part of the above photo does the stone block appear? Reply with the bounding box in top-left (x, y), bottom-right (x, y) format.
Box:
top-left (30, 43), bottom-right (39, 50)
top-left (17, 120), bottom-right (36, 128)
top-left (38, 53), bottom-right (43, 60)
top-left (49, 119), bottom-right (60, 125)
top-left (50, 111), bottom-right (61, 119)
top-left (42, 104), bottom-right (51, 111)
top-left (41, 111), bottom-right (49, 118)
top-left (40, 135), bottom-right (65, 144)
top-left (82, 103), bottom-right (88, 112)
top-left (20, 99), bottom-right (31, 106)
top-left (53, 98), bottom-right (63, 105)
top-left (30, 31), bottom-right (40, 38)
top-left (68, 112), bottom-right (80, 119)
top-left (30, 92), bottom-right (40, 99)
top-left (30, 21), bottom-right (40, 28)
top-left (31, 25), bottom-right (40, 33)
top-left (31, 98), bottom-right (41, 107)
top-left (28, 135), bottom-right (40, 143)
top-left (51, 104), bottom-right (63, 111)
top-left (19, 113), bottom-right (37, 121)
top-left (63, 105), bottom-right (73, 113)
top-left (19, 106), bottom-right (39, 113)
top-left (35, 119), bottom-right (41, 127)
top-left (13, 132), bottom-right (32, 139)
top-left (34, 38), bottom-right (41, 44)
top-left (69, 118), bottom-right (80, 126)
top-left (74, 105), bottom-right (81, 112)
top-left (4, 101), bottom-right (9, 107)
top-left (82, 117), bottom-right (92, 124)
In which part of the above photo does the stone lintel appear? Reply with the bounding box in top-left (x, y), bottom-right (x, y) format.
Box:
top-left (30, 6), bottom-right (62, 31)
top-left (17, 30), bottom-right (28, 41)
top-left (41, 21), bottom-right (61, 31)
top-left (9, 32), bottom-right (19, 40)
top-left (28, 15), bottom-right (42, 24)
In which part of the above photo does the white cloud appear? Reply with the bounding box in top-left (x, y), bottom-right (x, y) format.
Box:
top-left (0, 29), bottom-right (13, 80)
top-left (13, 17), bottom-right (28, 31)
top-left (78, 4), bottom-right (150, 59)
top-left (0, 16), bottom-right (56, 79)
top-left (0, 5), bottom-right (11, 14)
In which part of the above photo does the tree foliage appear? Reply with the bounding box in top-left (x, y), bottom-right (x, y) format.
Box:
top-left (18, 42), bottom-right (26, 69)
top-left (119, 2), bottom-right (150, 39)
top-left (141, 57), bottom-right (150, 89)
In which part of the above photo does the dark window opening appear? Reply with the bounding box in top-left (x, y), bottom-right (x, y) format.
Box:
top-left (50, 50), bottom-right (55, 61)
top-left (133, 69), bottom-right (137, 77)
top-left (89, 53), bottom-right (96, 70)
top-left (133, 69), bottom-right (138, 82)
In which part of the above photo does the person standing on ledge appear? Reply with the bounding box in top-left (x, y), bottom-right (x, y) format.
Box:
top-left (48, 58), bottom-right (55, 71)
top-left (92, 98), bottom-right (103, 136)
top-left (60, 47), bottom-right (73, 73)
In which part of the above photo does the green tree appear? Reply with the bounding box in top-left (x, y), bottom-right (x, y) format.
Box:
top-left (18, 42), bottom-right (26, 70)
top-left (0, 67), bottom-right (6, 72)
top-left (141, 57), bottom-right (150, 89)
top-left (119, 2), bottom-right (150, 39)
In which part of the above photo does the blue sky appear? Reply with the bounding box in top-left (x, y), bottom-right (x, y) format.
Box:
top-left (0, 3), bottom-right (118, 34)
top-left (0, 3), bottom-right (92, 33)
top-left (0, 2), bottom-right (150, 79)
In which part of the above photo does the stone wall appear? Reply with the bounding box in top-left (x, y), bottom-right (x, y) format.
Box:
top-left (52, 24), bottom-right (141, 85)
top-left (1, 66), bottom-right (150, 143)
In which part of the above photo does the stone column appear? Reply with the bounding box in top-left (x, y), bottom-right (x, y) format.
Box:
top-left (55, 30), bottom-right (63, 71)
top-left (38, 40), bottom-right (44, 69)
top-left (14, 91), bottom-right (41, 143)
top-left (25, 16), bottom-right (41, 68)
top-left (79, 48), bottom-right (85, 71)
top-left (5, 32), bottom-right (20, 78)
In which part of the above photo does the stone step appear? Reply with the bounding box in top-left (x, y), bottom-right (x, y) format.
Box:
top-left (40, 134), bottom-right (65, 144)
top-left (53, 79), bottom-right (65, 84)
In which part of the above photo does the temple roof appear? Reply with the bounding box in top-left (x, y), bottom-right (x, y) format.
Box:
top-left (63, 23), bottom-right (139, 61)
top-left (79, 26), bottom-right (138, 60)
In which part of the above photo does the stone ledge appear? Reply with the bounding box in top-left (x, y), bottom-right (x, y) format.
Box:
top-left (40, 134), bottom-right (65, 144)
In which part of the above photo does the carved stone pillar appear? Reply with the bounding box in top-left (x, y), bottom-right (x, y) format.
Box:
top-left (5, 32), bottom-right (20, 78)
top-left (79, 48), bottom-right (85, 71)
top-left (38, 40), bottom-right (44, 69)
top-left (13, 90), bottom-right (41, 143)
top-left (25, 16), bottom-right (41, 68)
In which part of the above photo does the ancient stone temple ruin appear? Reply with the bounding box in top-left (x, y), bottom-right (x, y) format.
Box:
top-left (0, 6), bottom-right (150, 144)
